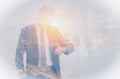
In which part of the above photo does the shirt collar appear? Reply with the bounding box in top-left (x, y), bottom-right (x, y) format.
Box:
top-left (36, 23), bottom-right (47, 32)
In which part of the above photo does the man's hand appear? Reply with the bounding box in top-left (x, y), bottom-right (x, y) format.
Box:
top-left (55, 46), bottom-right (67, 55)
top-left (17, 69), bottom-right (26, 77)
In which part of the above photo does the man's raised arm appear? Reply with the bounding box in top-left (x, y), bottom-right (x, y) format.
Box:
top-left (55, 27), bottom-right (75, 55)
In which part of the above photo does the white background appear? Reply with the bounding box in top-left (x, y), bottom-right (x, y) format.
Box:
top-left (0, 0), bottom-right (120, 79)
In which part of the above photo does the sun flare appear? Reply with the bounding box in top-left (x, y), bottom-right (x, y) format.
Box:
top-left (51, 18), bottom-right (60, 27)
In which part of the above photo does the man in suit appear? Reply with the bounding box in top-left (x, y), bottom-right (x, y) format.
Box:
top-left (15, 6), bottom-right (74, 79)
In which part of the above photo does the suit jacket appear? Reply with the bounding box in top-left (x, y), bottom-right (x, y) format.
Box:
top-left (15, 24), bottom-right (74, 78)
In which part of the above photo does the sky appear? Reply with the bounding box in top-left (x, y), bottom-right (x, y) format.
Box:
top-left (0, 0), bottom-right (120, 79)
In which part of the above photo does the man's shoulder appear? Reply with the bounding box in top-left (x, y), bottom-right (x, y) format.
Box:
top-left (48, 26), bottom-right (58, 31)
top-left (21, 24), bottom-right (36, 30)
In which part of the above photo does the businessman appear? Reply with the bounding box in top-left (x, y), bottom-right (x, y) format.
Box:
top-left (15, 6), bottom-right (74, 79)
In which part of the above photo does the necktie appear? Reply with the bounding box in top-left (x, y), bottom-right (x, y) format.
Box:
top-left (40, 26), bottom-right (47, 70)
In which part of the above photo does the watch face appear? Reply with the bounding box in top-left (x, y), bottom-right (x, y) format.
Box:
top-left (0, 0), bottom-right (120, 79)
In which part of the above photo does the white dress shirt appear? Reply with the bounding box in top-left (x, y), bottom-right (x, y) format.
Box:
top-left (36, 25), bottom-right (53, 67)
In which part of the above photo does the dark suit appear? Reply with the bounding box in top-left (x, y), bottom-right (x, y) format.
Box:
top-left (15, 24), bottom-right (74, 79)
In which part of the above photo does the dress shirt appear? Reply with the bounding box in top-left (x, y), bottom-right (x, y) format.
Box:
top-left (36, 25), bottom-right (53, 67)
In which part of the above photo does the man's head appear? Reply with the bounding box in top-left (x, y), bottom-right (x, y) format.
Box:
top-left (38, 6), bottom-right (55, 26)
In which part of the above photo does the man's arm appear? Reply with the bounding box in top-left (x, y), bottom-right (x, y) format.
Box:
top-left (55, 28), bottom-right (75, 55)
top-left (15, 28), bottom-right (26, 73)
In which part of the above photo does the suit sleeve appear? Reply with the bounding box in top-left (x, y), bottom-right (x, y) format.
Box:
top-left (15, 28), bottom-right (26, 70)
top-left (55, 28), bottom-right (75, 55)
